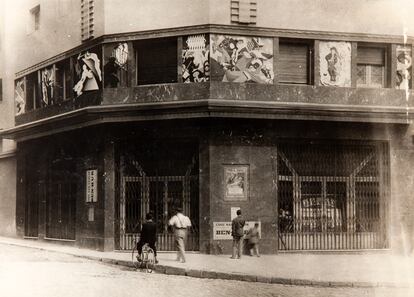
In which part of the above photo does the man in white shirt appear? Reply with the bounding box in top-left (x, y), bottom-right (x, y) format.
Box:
top-left (168, 208), bottom-right (191, 263)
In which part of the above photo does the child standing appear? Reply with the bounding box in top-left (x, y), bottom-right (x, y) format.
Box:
top-left (247, 223), bottom-right (261, 257)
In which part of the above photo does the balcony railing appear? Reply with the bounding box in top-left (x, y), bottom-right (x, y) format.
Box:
top-left (15, 82), bottom-right (413, 126)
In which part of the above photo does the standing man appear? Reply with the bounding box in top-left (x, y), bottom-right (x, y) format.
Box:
top-left (168, 207), bottom-right (191, 263)
top-left (231, 209), bottom-right (245, 259)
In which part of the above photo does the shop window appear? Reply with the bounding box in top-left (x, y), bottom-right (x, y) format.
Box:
top-left (357, 46), bottom-right (386, 88)
top-left (279, 41), bottom-right (312, 84)
top-left (136, 38), bottom-right (177, 85)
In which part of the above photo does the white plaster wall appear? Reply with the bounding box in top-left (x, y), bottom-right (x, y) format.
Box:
top-left (0, 157), bottom-right (16, 237)
top-left (210, 0), bottom-right (414, 37)
top-left (258, 0), bottom-right (414, 36)
top-left (103, 0), bottom-right (414, 38)
top-left (103, 0), bottom-right (209, 34)
top-left (4, 0), bottom-right (104, 74)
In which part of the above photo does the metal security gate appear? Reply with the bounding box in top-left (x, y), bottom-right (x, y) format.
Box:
top-left (277, 141), bottom-right (389, 250)
top-left (119, 175), bottom-right (199, 251)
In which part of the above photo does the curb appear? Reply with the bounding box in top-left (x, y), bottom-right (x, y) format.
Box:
top-left (0, 240), bottom-right (410, 289)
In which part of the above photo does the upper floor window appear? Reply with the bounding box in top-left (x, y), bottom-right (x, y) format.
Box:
top-left (25, 72), bottom-right (41, 111)
top-left (357, 46), bottom-right (386, 88)
top-left (279, 40), bottom-right (313, 84)
top-left (135, 38), bottom-right (177, 85)
top-left (30, 5), bottom-right (40, 32)
top-left (55, 60), bottom-right (73, 102)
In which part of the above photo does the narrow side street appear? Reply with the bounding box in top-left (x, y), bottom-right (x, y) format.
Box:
top-left (0, 244), bottom-right (411, 297)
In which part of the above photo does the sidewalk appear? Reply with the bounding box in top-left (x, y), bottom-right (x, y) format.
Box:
top-left (1, 236), bottom-right (413, 288)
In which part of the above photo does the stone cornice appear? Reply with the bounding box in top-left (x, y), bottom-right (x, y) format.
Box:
top-left (2, 100), bottom-right (412, 141)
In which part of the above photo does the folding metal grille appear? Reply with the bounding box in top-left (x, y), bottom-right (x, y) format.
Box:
top-left (277, 141), bottom-right (389, 250)
top-left (119, 176), bottom-right (199, 251)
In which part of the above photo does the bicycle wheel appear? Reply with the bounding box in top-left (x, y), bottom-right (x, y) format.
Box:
top-left (145, 250), bottom-right (155, 273)
top-left (131, 245), bottom-right (141, 269)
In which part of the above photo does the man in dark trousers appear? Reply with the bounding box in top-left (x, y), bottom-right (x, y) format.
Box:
top-left (230, 209), bottom-right (245, 259)
top-left (137, 212), bottom-right (158, 264)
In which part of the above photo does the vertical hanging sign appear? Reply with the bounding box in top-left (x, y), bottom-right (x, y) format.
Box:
top-left (86, 169), bottom-right (98, 202)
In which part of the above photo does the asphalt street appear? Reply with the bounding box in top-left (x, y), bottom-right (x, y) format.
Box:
top-left (0, 244), bottom-right (411, 297)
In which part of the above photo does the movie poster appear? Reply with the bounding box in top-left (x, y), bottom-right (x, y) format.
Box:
top-left (41, 66), bottom-right (54, 106)
top-left (182, 34), bottom-right (210, 82)
top-left (319, 41), bottom-right (351, 87)
top-left (224, 165), bottom-right (249, 201)
top-left (210, 34), bottom-right (274, 83)
top-left (15, 79), bottom-right (25, 115)
top-left (396, 45), bottom-right (412, 90)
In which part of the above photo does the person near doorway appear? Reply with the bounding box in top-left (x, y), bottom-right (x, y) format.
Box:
top-left (247, 222), bottom-right (261, 257)
top-left (137, 212), bottom-right (158, 264)
top-left (230, 209), bottom-right (245, 259)
top-left (168, 208), bottom-right (192, 263)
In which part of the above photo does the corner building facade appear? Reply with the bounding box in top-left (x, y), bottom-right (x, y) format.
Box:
top-left (1, 0), bottom-right (414, 254)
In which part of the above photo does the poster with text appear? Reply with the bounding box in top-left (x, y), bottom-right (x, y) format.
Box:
top-left (213, 221), bottom-right (261, 240)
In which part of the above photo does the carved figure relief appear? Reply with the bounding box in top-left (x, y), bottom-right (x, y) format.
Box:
top-left (210, 34), bottom-right (273, 83)
top-left (182, 34), bottom-right (210, 82)
top-left (319, 41), bottom-right (351, 87)
top-left (396, 45), bottom-right (412, 90)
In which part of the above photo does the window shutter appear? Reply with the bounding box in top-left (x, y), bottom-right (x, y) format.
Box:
top-left (231, 0), bottom-right (257, 24)
top-left (357, 47), bottom-right (384, 65)
top-left (81, 0), bottom-right (94, 41)
top-left (279, 43), bottom-right (309, 84)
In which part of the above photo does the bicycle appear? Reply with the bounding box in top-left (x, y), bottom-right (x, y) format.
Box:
top-left (131, 243), bottom-right (156, 273)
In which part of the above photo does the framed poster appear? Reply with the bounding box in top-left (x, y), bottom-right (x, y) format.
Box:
top-left (224, 165), bottom-right (249, 201)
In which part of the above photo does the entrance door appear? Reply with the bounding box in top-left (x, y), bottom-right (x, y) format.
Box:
top-left (46, 181), bottom-right (76, 240)
top-left (24, 181), bottom-right (42, 238)
top-left (277, 141), bottom-right (388, 250)
top-left (119, 175), bottom-right (198, 250)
